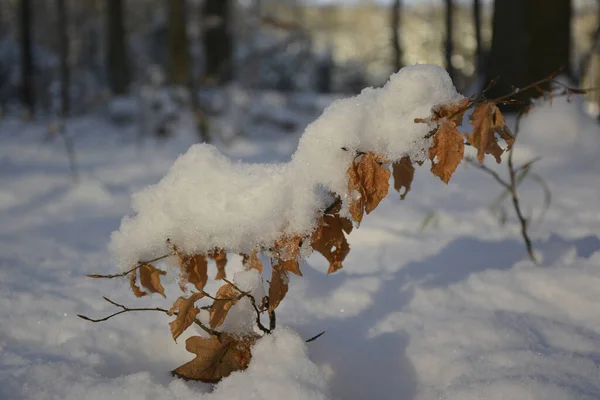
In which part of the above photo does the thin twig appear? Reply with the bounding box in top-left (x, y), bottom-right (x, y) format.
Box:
top-left (86, 254), bottom-right (172, 279)
top-left (223, 279), bottom-right (272, 334)
top-left (305, 330), bottom-right (326, 343)
top-left (466, 157), bottom-right (510, 189)
top-left (78, 296), bottom-right (220, 336)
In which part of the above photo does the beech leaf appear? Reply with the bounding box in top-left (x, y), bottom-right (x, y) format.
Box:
top-left (171, 334), bottom-right (258, 382)
top-left (129, 270), bottom-right (147, 298)
top-left (429, 122), bottom-right (465, 184)
top-left (179, 254), bottom-right (208, 293)
top-left (209, 283), bottom-right (238, 329)
top-left (311, 215), bottom-right (351, 274)
top-left (468, 103), bottom-right (513, 163)
top-left (273, 236), bottom-right (303, 276)
top-left (138, 263), bottom-right (166, 298)
top-left (392, 156), bottom-right (415, 200)
top-left (347, 153), bottom-right (391, 221)
top-left (268, 265), bottom-right (289, 312)
top-left (168, 292), bottom-right (205, 341)
top-left (242, 250), bottom-right (263, 272)
top-left (209, 249), bottom-right (228, 280)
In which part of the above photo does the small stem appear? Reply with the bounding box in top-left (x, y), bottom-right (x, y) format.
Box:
top-left (86, 254), bottom-right (172, 279)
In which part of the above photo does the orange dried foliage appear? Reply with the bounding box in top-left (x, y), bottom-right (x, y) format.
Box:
top-left (311, 214), bottom-right (352, 274)
top-left (268, 265), bottom-right (288, 312)
top-left (347, 152), bottom-right (391, 224)
top-left (178, 254), bottom-right (208, 293)
top-left (208, 249), bottom-right (228, 280)
top-left (209, 283), bottom-right (239, 329)
top-left (392, 156), bottom-right (415, 200)
top-left (168, 292), bottom-right (205, 341)
top-left (468, 103), bottom-right (514, 163)
top-left (138, 263), bottom-right (167, 298)
top-left (428, 123), bottom-right (465, 184)
top-left (171, 334), bottom-right (258, 382)
top-left (242, 250), bottom-right (263, 272)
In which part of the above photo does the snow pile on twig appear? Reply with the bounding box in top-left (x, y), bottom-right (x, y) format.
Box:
top-left (109, 65), bottom-right (463, 269)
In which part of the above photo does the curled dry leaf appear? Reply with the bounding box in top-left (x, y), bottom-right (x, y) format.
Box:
top-left (171, 334), bottom-right (258, 382)
top-left (347, 152), bottom-right (391, 224)
top-left (429, 122), bottom-right (465, 184)
top-left (311, 215), bottom-right (351, 274)
top-left (392, 156), bottom-right (415, 200)
top-left (273, 236), bottom-right (303, 276)
top-left (129, 269), bottom-right (147, 298)
top-left (208, 249), bottom-right (228, 280)
top-left (168, 292), bottom-right (205, 341)
top-left (138, 263), bottom-right (167, 298)
top-left (468, 103), bottom-right (514, 163)
top-left (268, 265), bottom-right (288, 312)
top-left (433, 97), bottom-right (471, 126)
top-left (178, 253), bottom-right (208, 293)
top-left (209, 283), bottom-right (239, 329)
top-left (242, 250), bottom-right (263, 272)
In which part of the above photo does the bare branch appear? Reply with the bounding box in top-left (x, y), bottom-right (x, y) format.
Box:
top-left (86, 254), bottom-right (172, 279)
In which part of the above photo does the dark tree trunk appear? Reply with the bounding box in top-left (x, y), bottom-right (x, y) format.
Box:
top-left (57, 0), bottom-right (69, 117)
top-left (168, 0), bottom-right (190, 86)
top-left (106, 0), bottom-right (130, 95)
top-left (391, 0), bottom-right (403, 72)
top-left (473, 0), bottom-right (483, 77)
top-left (485, 0), bottom-right (571, 106)
top-left (444, 0), bottom-right (455, 81)
top-left (20, 0), bottom-right (34, 114)
top-left (202, 0), bottom-right (232, 83)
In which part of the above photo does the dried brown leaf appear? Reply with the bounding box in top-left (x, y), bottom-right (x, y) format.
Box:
top-left (129, 270), bottom-right (147, 298)
top-left (273, 237), bottom-right (303, 276)
top-left (433, 97), bottom-right (471, 126)
top-left (209, 284), bottom-right (239, 329)
top-left (242, 250), bottom-right (263, 272)
top-left (179, 254), bottom-right (208, 293)
top-left (138, 263), bottom-right (166, 298)
top-left (311, 215), bottom-right (351, 274)
top-left (171, 334), bottom-right (258, 382)
top-left (392, 156), bottom-right (415, 200)
top-left (168, 292), bottom-right (205, 341)
top-left (429, 122), bottom-right (465, 184)
top-left (349, 152), bottom-right (391, 216)
top-left (468, 103), bottom-right (514, 163)
top-left (268, 265), bottom-right (288, 312)
top-left (209, 249), bottom-right (228, 280)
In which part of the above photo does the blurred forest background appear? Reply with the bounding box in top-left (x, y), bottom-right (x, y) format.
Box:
top-left (0, 0), bottom-right (598, 143)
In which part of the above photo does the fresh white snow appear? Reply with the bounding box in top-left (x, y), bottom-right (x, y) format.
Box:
top-left (1, 66), bottom-right (599, 400)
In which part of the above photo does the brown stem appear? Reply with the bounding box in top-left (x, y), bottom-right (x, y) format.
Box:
top-left (78, 297), bottom-right (220, 337)
top-left (86, 254), bottom-right (172, 279)
top-left (223, 279), bottom-right (272, 334)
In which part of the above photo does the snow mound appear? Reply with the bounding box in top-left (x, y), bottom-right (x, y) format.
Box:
top-left (109, 64), bottom-right (463, 269)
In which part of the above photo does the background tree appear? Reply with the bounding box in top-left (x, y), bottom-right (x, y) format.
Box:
top-left (202, 0), bottom-right (233, 83)
top-left (485, 0), bottom-right (572, 105)
top-left (57, 0), bottom-right (70, 117)
top-left (106, 0), bottom-right (130, 95)
top-left (20, 0), bottom-right (34, 115)
top-left (472, 0), bottom-right (483, 77)
top-left (168, 0), bottom-right (190, 86)
top-left (444, 0), bottom-right (455, 82)
top-left (391, 0), bottom-right (403, 72)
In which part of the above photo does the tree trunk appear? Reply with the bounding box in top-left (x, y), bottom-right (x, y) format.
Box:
top-left (391, 0), bottom-right (403, 72)
top-left (106, 0), bottom-right (130, 95)
top-left (473, 0), bottom-right (483, 77)
top-left (485, 0), bottom-right (571, 105)
top-left (202, 0), bottom-right (232, 84)
top-left (168, 0), bottom-right (190, 86)
top-left (444, 0), bottom-right (455, 81)
top-left (57, 0), bottom-right (69, 117)
top-left (20, 0), bottom-right (34, 114)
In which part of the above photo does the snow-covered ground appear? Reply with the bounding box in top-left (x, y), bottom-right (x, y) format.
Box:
top-left (1, 80), bottom-right (599, 399)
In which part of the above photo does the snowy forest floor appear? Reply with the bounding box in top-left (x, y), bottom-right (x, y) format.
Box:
top-left (1, 93), bottom-right (600, 400)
